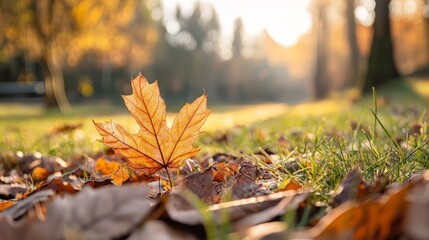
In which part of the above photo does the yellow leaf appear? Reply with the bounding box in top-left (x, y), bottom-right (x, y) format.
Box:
top-left (32, 167), bottom-right (50, 181)
top-left (94, 74), bottom-right (210, 183)
top-left (111, 166), bottom-right (131, 186)
top-left (95, 157), bottom-right (117, 176)
top-left (0, 200), bottom-right (15, 211)
top-left (95, 157), bottom-right (130, 186)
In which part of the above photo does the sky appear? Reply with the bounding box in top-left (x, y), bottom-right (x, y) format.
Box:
top-left (160, 0), bottom-right (313, 49)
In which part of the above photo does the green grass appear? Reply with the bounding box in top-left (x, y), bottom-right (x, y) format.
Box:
top-left (201, 77), bottom-right (429, 202)
top-left (0, 77), bottom-right (429, 203)
top-left (0, 101), bottom-right (289, 159)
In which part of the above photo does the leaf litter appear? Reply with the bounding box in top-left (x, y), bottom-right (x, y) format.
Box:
top-left (0, 74), bottom-right (429, 239)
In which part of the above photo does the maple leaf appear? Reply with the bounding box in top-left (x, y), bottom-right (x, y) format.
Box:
top-left (95, 157), bottom-right (131, 186)
top-left (94, 74), bottom-right (210, 185)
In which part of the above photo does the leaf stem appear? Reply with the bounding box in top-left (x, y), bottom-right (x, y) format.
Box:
top-left (165, 167), bottom-right (173, 188)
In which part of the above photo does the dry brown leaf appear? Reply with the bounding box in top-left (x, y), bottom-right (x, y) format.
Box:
top-left (31, 167), bottom-right (50, 182)
top-left (232, 164), bottom-right (262, 200)
top-left (48, 123), bottom-right (83, 137)
top-left (405, 170), bottom-right (429, 239)
top-left (166, 188), bottom-right (307, 228)
top-left (128, 220), bottom-right (199, 240)
top-left (180, 168), bottom-right (220, 205)
top-left (0, 185), bottom-right (158, 240)
top-left (36, 178), bottom-right (78, 195)
top-left (291, 181), bottom-right (414, 240)
top-left (0, 190), bottom-right (54, 220)
top-left (94, 74), bottom-right (210, 184)
top-left (0, 200), bottom-right (15, 212)
top-left (95, 157), bottom-right (130, 185)
top-left (0, 184), bottom-right (27, 200)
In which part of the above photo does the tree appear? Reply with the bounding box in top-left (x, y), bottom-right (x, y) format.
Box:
top-left (224, 17), bottom-right (245, 100)
top-left (364, 0), bottom-right (399, 91)
top-left (425, 0), bottom-right (429, 64)
top-left (311, 0), bottom-right (331, 99)
top-left (174, 2), bottom-right (220, 99)
top-left (0, 0), bottom-right (156, 111)
top-left (346, 0), bottom-right (361, 87)
top-left (232, 18), bottom-right (244, 59)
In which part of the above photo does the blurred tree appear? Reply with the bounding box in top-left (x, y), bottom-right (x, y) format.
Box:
top-left (174, 2), bottom-right (220, 100)
top-left (311, 0), bottom-right (331, 99)
top-left (226, 17), bottom-right (245, 100)
top-left (346, 0), bottom-right (362, 87)
top-left (364, 0), bottom-right (399, 91)
top-left (425, 0), bottom-right (429, 64)
top-left (232, 18), bottom-right (244, 59)
top-left (0, 0), bottom-right (156, 111)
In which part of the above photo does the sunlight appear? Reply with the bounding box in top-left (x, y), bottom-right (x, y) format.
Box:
top-left (162, 0), bottom-right (312, 47)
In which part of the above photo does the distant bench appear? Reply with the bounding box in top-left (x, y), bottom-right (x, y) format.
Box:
top-left (0, 82), bottom-right (45, 98)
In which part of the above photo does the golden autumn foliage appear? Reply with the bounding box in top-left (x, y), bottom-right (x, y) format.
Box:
top-left (94, 74), bottom-right (211, 185)
top-left (95, 157), bottom-right (131, 186)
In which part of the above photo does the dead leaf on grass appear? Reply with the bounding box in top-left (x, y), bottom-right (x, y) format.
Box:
top-left (241, 221), bottom-right (287, 240)
top-left (0, 200), bottom-right (15, 211)
top-left (0, 185), bottom-right (158, 239)
top-left (232, 163), bottom-right (262, 200)
top-left (0, 190), bottom-right (54, 220)
top-left (36, 178), bottom-right (78, 195)
top-left (0, 184), bottom-right (27, 200)
top-left (48, 123), bottom-right (83, 137)
top-left (95, 157), bottom-right (131, 185)
top-left (31, 167), bottom-right (50, 182)
top-left (166, 188), bottom-right (307, 229)
top-left (128, 220), bottom-right (199, 240)
top-left (405, 170), bottom-right (429, 239)
top-left (333, 168), bottom-right (387, 207)
top-left (94, 74), bottom-right (210, 185)
top-left (292, 181), bottom-right (414, 240)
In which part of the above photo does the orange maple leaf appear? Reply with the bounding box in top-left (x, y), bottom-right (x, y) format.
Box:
top-left (95, 157), bottom-right (131, 186)
top-left (94, 74), bottom-right (210, 185)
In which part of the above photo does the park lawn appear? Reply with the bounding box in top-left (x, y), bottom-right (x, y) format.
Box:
top-left (0, 76), bottom-right (428, 201)
top-left (0, 101), bottom-right (289, 159)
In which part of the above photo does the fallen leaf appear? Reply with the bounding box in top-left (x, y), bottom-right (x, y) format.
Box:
top-left (0, 184), bottom-right (27, 200)
top-left (213, 162), bottom-right (235, 182)
top-left (31, 167), bottom-right (50, 182)
top-left (95, 157), bottom-right (118, 176)
top-left (408, 123), bottom-right (422, 136)
top-left (94, 74), bottom-right (210, 184)
top-left (83, 179), bottom-right (112, 188)
top-left (48, 123), bottom-right (83, 137)
top-left (0, 190), bottom-right (54, 220)
top-left (166, 188), bottom-right (307, 229)
top-left (128, 220), bottom-right (199, 240)
top-left (232, 164), bottom-right (262, 200)
top-left (0, 185), bottom-right (158, 239)
top-left (405, 170), bottom-right (429, 239)
top-left (0, 200), bottom-right (15, 211)
top-left (278, 179), bottom-right (302, 192)
top-left (333, 168), bottom-right (387, 207)
top-left (95, 157), bottom-right (130, 185)
top-left (292, 181), bottom-right (414, 240)
top-left (241, 221), bottom-right (287, 240)
top-left (180, 168), bottom-right (220, 205)
top-left (36, 178), bottom-right (78, 195)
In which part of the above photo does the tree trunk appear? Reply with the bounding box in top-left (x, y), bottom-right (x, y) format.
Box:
top-left (346, 0), bottom-right (361, 87)
top-left (313, 3), bottom-right (330, 99)
top-left (42, 44), bottom-right (71, 112)
top-left (364, 0), bottom-right (399, 91)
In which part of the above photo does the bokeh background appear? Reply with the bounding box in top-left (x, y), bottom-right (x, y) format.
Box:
top-left (0, 0), bottom-right (428, 113)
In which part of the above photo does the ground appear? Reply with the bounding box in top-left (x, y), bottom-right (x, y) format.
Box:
top-left (0, 76), bottom-right (429, 239)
